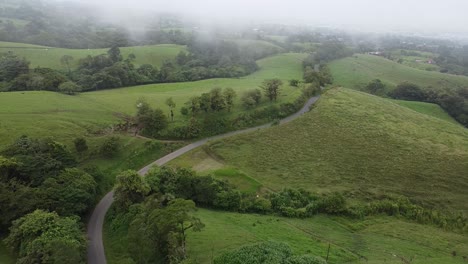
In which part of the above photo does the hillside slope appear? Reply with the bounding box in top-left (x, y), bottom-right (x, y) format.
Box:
top-left (0, 53), bottom-right (305, 146)
top-left (329, 54), bottom-right (468, 91)
top-left (0, 41), bottom-right (186, 70)
top-left (172, 88), bottom-right (468, 212)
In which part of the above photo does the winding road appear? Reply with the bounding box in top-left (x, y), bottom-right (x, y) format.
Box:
top-left (87, 95), bottom-right (320, 264)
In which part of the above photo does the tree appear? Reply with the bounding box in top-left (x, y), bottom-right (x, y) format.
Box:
top-left (114, 170), bottom-right (150, 210)
top-left (73, 137), bottom-right (88, 153)
top-left (5, 210), bottom-right (86, 264)
top-left (199, 93), bottom-right (211, 112)
top-left (138, 108), bottom-right (168, 137)
top-left (365, 79), bottom-right (386, 95)
top-left (210, 87), bottom-right (226, 111)
top-left (289, 79), bottom-right (299, 87)
top-left (137, 64), bottom-right (158, 81)
top-left (261, 79), bottom-right (283, 102)
top-left (0, 52), bottom-right (30, 82)
top-left (154, 199), bottom-right (204, 262)
top-left (223, 87), bottom-right (237, 112)
top-left (165, 97), bottom-right (176, 121)
top-left (186, 96), bottom-right (201, 116)
top-left (107, 46), bottom-right (123, 63)
top-left (39, 168), bottom-right (97, 216)
top-left (242, 89), bottom-right (262, 109)
top-left (100, 136), bottom-right (121, 158)
top-left (60, 55), bottom-right (74, 75)
top-left (390, 82), bottom-right (426, 101)
top-left (59, 81), bottom-right (82, 95)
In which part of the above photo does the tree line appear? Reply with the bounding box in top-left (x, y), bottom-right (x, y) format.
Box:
top-left (0, 40), bottom-right (263, 92)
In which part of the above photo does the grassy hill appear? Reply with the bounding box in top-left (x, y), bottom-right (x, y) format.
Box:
top-left (184, 209), bottom-right (468, 264)
top-left (0, 53), bottom-right (305, 147)
top-left (329, 54), bottom-right (468, 91)
top-left (394, 100), bottom-right (459, 124)
top-left (0, 41), bottom-right (186, 71)
top-left (170, 88), bottom-right (468, 212)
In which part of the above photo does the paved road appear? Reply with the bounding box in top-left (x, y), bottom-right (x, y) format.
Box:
top-left (86, 95), bottom-right (320, 264)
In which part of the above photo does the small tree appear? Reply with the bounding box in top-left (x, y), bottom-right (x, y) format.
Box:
top-left (223, 87), bottom-right (237, 112)
top-left (107, 46), bottom-right (123, 63)
top-left (289, 79), bottom-right (299, 87)
top-left (241, 89), bottom-right (262, 109)
top-left (185, 96), bottom-right (200, 116)
top-left (114, 170), bottom-right (150, 210)
top-left (390, 82), bottom-right (426, 101)
top-left (100, 136), bottom-right (121, 158)
top-left (261, 79), bottom-right (283, 102)
top-left (210, 87), bottom-right (226, 112)
top-left (58, 81), bottom-right (82, 95)
top-left (165, 97), bottom-right (176, 121)
top-left (73, 137), bottom-right (88, 153)
top-left (365, 79), bottom-right (385, 95)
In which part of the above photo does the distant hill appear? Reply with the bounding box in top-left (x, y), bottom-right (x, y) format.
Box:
top-left (171, 88), bottom-right (468, 212)
top-left (0, 41), bottom-right (186, 71)
top-left (329, 54), bottom-right (468, 91)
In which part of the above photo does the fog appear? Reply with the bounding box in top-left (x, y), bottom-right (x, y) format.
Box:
top-left (65, 0), bottom-right (468, 35)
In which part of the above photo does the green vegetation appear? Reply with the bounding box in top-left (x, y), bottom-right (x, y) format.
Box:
top-left (171, 88), bottom-right (468, 212)
top-left (0, 241), bottom-right (14, 264)
top-left (394, 100), bottom-right (459, 124)
top-left (389, 49), bottom-right (440, 71)
top-left (0, 42), bottom-right (186, 70)
top-left (0, 53), bottom-right (305, 146)
top-left (186, 209), bottom-right (468, 264)
top-left (329, 54), bottom-right (468, 90)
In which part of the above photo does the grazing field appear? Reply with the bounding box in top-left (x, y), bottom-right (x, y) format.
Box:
top-left (186, 209), bottom-right (468, 264)
top-left (170, 88), bottom-right (468, 212)
top-left (329, 54), bottom-right (468, 91)
top-left (0, 41), bottom-right (186, 70)
top-left (394, 100), bottom-right (459, 124)
top-left (0, 53), bottom-right (305, 147)
top-left (389, 49), bottom-right (440, 71)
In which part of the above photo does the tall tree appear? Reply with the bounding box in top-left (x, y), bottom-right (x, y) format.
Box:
top-left (114, 170), bottom-right (150, 210)
top-left (165, 97), bottom-right (176, 121)
top-left (107, 46), bottom-right (123, 63)
top-left (223, 87), bottom-right (237, 112)
top-left (210, 87), bottom-right (226, 112)
top-left (261, 79), bottom-right (283, 102)
top-left (5, 210), bottom-right (86, 264)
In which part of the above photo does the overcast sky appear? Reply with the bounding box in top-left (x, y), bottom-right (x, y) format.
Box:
top-left (72, 0), bottom-right (468, 34)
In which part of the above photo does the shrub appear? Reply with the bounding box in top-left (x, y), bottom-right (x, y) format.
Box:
top-left (389, 82), bottom-right (426, 101)
top-left (73, 137), bottom-right (88, 153)
top-left (289, 79), bottom-right (299, 87)
top-left (100, 136), bottom-right (121, 158)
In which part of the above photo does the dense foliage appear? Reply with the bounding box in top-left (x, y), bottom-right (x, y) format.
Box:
top-left (5, 210), bottom-right (86, 264)
top-left (0, 136), bottom-right (105, 261)
top-left (214, 241), bottom-right (326, 264)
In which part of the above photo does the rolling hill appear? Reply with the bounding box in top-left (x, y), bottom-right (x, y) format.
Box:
top-left (0, 53), bottom-right (305, 147)
top-left (329, 54), bottom-right (468, 91)
top-left (0, 41), bottom-right (186, 71)
top-left (170, 88), bottom-right (468, 212)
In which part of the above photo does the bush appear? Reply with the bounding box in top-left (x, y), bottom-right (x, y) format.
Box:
top-left (100, 136), bottom-right (121, 158)
top-left (73, 137), bottom-right (88, 153)
top-left (389, 82), bottom-right (426, 101)
top-left (289, 79), bottom-right (299, 87)
top-left (180, 106), bottom-right (189, 116)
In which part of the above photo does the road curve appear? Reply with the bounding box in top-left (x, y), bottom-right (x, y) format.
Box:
top-left (87, 95), bottom-right (320, 264)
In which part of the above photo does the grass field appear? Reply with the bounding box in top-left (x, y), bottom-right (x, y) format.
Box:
top-left (329, 54), bottom-right (468, 91)
top-left (170, 88), bottom-right (468, 212)
top-left (186, 209), bottom-right (468, 264)
top-left (394, 100), bottom-right (459, 124)
top-left (0, 53), bottom-right (306, 147)
top-left (0, 41), bottom-right (186, 70)
top-left (389, 49), bottom-right (440, 72)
